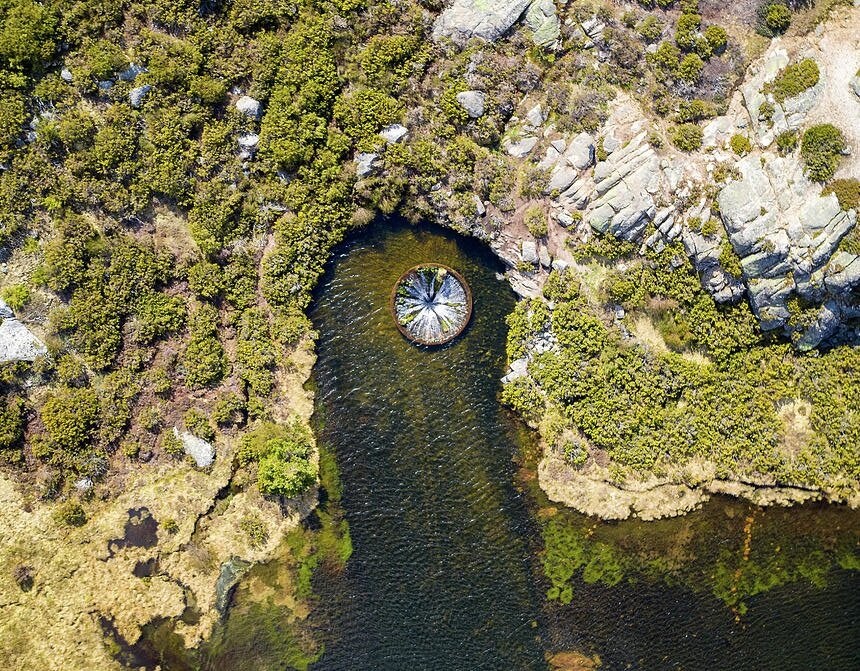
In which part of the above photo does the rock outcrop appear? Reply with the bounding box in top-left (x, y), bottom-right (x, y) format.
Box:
top-left (718, 154), bottom-right (858, 344)
top-left (0, 300), bottom-right (47, 363)
top-left (432, 0), bottom-right (532, 46)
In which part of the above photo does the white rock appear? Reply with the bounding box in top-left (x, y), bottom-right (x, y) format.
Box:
top-left (129, 85), bottom-right (151, 108)
top-left (521, 240), bottom-right (539, 264)
top-left (235, 95), bottom-right (261, 119)
top-left (379, 123), bottom-right (408, 143)
top-left (456, 90), bottom-right (486, 118)
top-left (0, 317), bottom-right (47, 363)
top-left (525, 104), bottom-right (545, 127)
top-left (505, 135), bottom-right (538, 157)
top-left (173, 427), bottom-right (215, 468)
top-left (355, 152), bottom-right (380, 178)
top-left (60, 67), bottom-right (73, 83)
top-left (118, 63), bottom-right (146, 82)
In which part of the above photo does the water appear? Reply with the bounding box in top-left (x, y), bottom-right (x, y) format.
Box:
top-left (309, 219), bottom-right (547, 669)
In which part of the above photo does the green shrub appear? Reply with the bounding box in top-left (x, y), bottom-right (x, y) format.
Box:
top-left (651, 41), bottom-right (680, 74)
top-left (719, 240), bottom-right (744, 278)
top-left (730, 134), bottom-right (753, 156)
top-left (40, 386), bottom-right (99, 454)
top-left (671, 123), bottom-right (704, 151)
top-left (236, 307), bottom-right (276, 398)
top-left (333, 88), bottom-right (401, 152)
top-left (0, 396), bottom-right (25, 450)
top-left (524, 205), bottom-right (548, 238)
top-left (677, 54), bottom-right (704, 83)
top-left (0, 0), bottom-right (58, 73)
top-left (252, 423), bottom-right (317, 498)
top-left (161, 430), bottom-right (184, 457)
top-left (1, 284), bottom-right (30, 310)
top-left (133, 292), bottom-right (186, 344)
top-left (182, 303), bottom-right (226, 388)
top-left (823, 178), bottom-right (860, 211)
top-left (187, 261), bottom-right (224, 300)
top-left (704, 25), bottom-right (728, 54)
top-left (184, 408), bottom-right (215, 442)
top-left (764, 3), bottom-right (791, 35)
top-left (767, 59), bottom-right (819, 103)
top-left (240, 514), bottom-right (269, 548)
top-left (637, 16), bottom-right (664, 43)
top-left (54, 500), bottom-right (86, 527)
top-left (801, 124), bottom-right (846, 182)
top-left (0, 92), bottom-right (24, 161)
top-left (675, 13), bottom-right (701, 51)
top-left (776, 130), bottom-right (797, 154)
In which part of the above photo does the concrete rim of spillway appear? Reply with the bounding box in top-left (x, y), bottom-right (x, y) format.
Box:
top-left (390, 263), bottom-right (473, 346)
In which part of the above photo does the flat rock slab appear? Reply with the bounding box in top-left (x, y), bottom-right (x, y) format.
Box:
top-left (432, 0), bottom-right (533, 46)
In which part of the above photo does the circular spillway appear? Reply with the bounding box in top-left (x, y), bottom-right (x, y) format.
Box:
top-left (391, 264), bottom-right (473, 345)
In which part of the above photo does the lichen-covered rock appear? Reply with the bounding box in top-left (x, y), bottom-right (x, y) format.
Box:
top-left (432, 0), bottom-right (532, 46)
top-left (525, 0), bottom-right (560, 48)
top-left (456, 90), bottom-right (486, 118)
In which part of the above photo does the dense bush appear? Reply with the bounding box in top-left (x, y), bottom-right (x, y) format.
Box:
top-left (821, 178), bottom-right (860, 212)
top-left (237, 420), bottom-right (318, 498)
top-left (801, 124), bottom-right (846, 182)
top-left (767, 59), bottom-right (819, 103)
top-left (182, 303), bottom-right (226, 388)
top-left (730, 134), bottom-right (752, 156)
top-left (672, 123), bottom-right (704, 151)
top-left (40, 386), bottom-right (100, 454)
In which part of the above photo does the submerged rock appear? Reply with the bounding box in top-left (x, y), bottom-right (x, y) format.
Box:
top-left (214, 557), bottom-right (252, 615)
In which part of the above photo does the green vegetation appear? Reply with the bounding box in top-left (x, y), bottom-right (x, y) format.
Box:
top-left (524, 204), bottom-right (548, 238)
top-left (238, 421), bottom-right (318, 499)
top-left (822, 178), bottom-right (860, 211)
top-left (766, 59), bottom-right (820, 103)
top-left (1, 284), bottom-right (30, 310)
top-left (504, 243), bottom-right (860, 491)
top-left (729, 134), bottom-right (752, 156)
top-left (801, 123), bottom-right (847, 182)
top-left (672, 123), bottom-right (704, 151)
